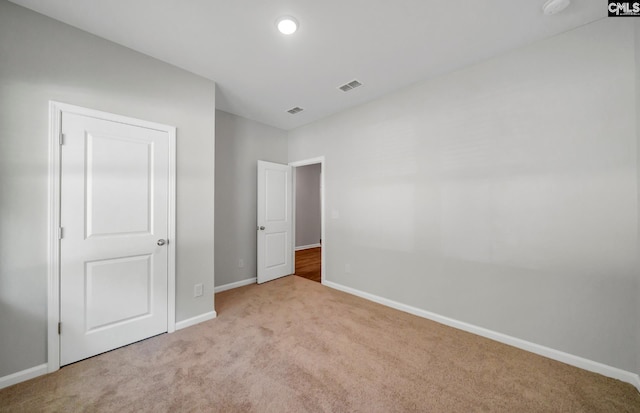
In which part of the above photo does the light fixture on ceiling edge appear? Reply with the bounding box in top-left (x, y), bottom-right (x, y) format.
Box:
top-left (542, 0), bottom-right (570, 15)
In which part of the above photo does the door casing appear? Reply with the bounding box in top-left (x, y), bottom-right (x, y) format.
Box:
top-left (47, 101), bottom-right (177, 373)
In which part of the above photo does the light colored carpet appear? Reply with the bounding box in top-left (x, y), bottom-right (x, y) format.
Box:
top-left (1, 275), bottom-right (639, 412)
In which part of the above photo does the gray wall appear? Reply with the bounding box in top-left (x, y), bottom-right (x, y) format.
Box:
top-left (0, 1), bottom-right (215, 378)
top-left (288, 19), bottom-right (639, 374)
top-left (215, 110), bottom-right (288, 288)
top-left (295, 164), bottom-right (322, 248)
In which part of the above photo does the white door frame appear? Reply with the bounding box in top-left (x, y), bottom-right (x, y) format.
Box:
top-left (289, 156), bottom-right (325, 284)
top-left (47, 101), bottom-right (177, 373)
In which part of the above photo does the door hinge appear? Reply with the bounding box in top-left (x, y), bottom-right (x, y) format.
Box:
top-left (58, 227), bottom-right (63, 240)
top-left (59, 132), bottom-right (64, 146)
top-left (58, 322), bottom-right (61, 335)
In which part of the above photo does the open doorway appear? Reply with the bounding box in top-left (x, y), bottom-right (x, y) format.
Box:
top-left (290, 157), bottom-right (325, 284)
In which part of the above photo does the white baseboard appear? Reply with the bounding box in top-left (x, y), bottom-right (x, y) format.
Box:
top-left (324, 280), bottom-right (640, 393)
top-left (295, 243), bottom-right (321, 251)
top-left (175, 310), bottom-right (217, 331)
top-left (214, 277), bottom-right (256, 293)
top-left (0, 363), bottom-right (48, 390)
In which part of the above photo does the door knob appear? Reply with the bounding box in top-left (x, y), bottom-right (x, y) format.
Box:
top-left (157, 239), bottom-right (167, 246)
top-left (258, 226), bottom-right (265, 231)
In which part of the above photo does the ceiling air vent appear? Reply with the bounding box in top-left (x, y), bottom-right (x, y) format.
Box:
top-left (338, 79), bottom-right (363, 92)
top-left (287, 107), bottom-right (304, 114)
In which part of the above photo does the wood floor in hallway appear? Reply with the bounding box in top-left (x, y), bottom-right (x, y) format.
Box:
top-left (295, 247), bottom-right (321, 282)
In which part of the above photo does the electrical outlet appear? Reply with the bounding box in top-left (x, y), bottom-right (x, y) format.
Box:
top-left (238, 259), bottom-right (244, 268)
top-left (345, 263), bottom-right (352, 273)
top-left (194, 283), bottom-right (203, 297)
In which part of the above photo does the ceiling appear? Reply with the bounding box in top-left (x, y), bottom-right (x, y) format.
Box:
top-left (9, 0), bottom-right (604, 130)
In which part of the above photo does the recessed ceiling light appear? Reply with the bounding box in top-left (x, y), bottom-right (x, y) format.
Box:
top-left (276, 16), bottom-right (298, 35)
top-left (542, 0), bottom-right (570, 15)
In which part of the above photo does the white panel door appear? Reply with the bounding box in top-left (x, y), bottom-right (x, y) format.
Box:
top-left (257, 161), bottom-right (293, 283)
top-left (60, 111), bottom-right (170, 366)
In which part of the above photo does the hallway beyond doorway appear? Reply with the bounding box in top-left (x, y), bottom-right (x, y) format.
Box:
top-left (295, 247), bottom-right (321, 282)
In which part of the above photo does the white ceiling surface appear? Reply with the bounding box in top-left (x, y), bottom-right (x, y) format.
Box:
top-left (9, 1), bottom-right (604, 130)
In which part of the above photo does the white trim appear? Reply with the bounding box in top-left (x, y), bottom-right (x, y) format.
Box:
top-left (167, 121), bottom-right (177, 334)
top-left (289, 156), bottom-right (325, 167)
top-left (214, 277), bottom-right (257, 293)
top-left (289, 156), bottom-right (326, 285)
top-left (0, 364), bottom-right (48, 390)
top-left (295, 243), bottom-right (321, 251)
top-left (175, 311), bottom-right (217, 331)
top-left (324, 280), bottom-right (640, 392)
top-left (291, 166), bottom-right (297, 280)
top-left (47, 103), bottom-right (62, 373)
top-left (47, 101), bottom-right (177, 373)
